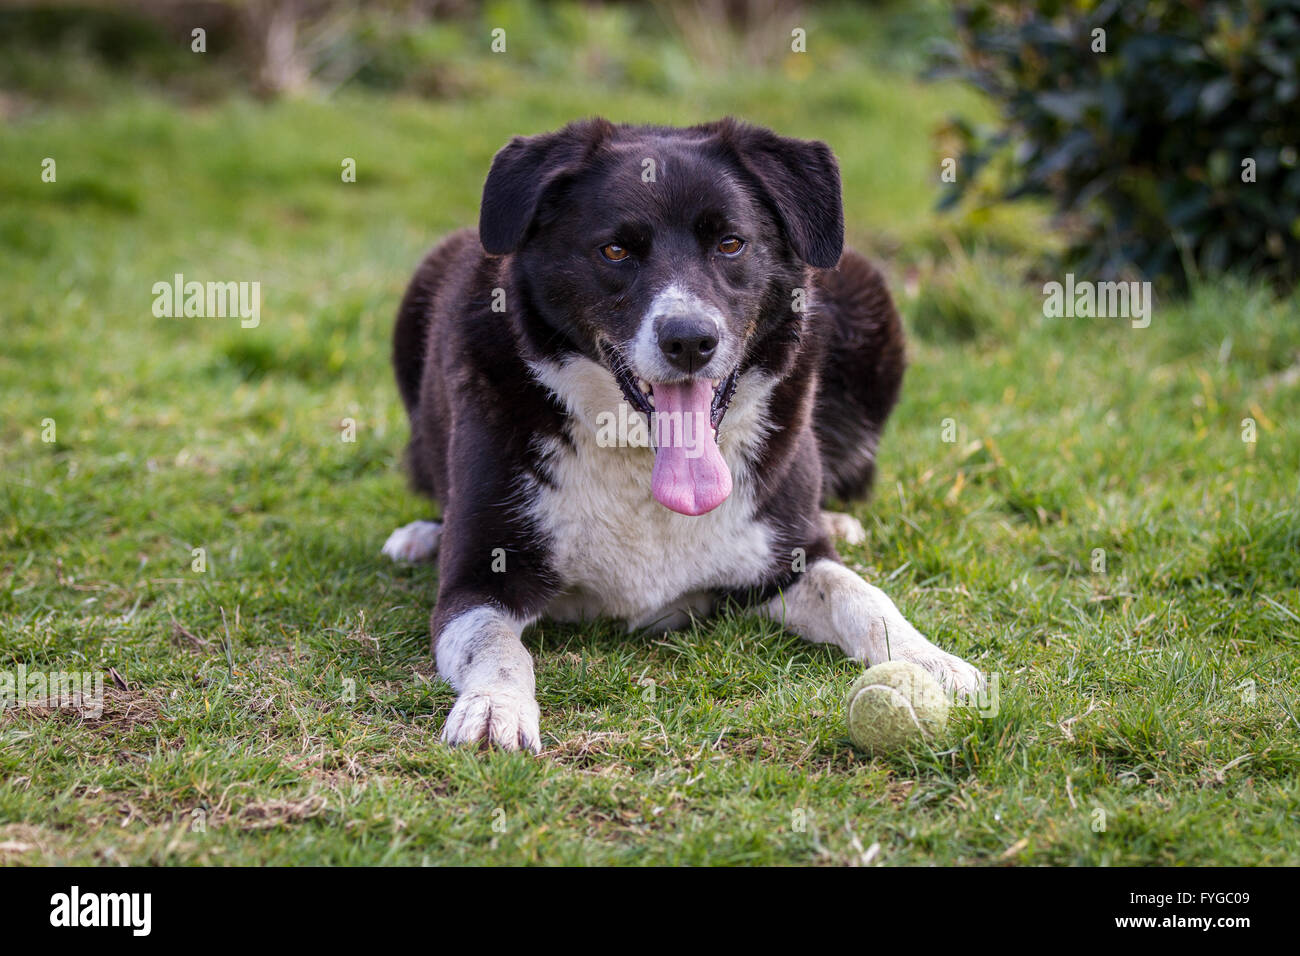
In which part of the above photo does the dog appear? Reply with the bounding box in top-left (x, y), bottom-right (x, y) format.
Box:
top-left (384, 118), bottom-right (983, 752)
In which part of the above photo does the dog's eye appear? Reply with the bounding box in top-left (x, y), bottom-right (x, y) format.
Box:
top-left (601, 243), bottom-right (629, 262)
top-left (717, 236), bottom-right (745, 256)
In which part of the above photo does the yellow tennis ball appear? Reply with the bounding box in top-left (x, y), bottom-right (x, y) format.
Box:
top-left (846, 661), bottom-right (950, 753)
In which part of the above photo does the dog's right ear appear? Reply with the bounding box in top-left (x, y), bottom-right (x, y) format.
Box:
top-left (479, 119), bottom-right (614, 255)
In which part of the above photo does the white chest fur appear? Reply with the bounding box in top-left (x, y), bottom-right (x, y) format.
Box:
top-left (525, 357), bottom-right (777, 624)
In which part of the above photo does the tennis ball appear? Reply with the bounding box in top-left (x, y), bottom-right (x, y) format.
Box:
top-left (846, 661), bottom-right (950, 753)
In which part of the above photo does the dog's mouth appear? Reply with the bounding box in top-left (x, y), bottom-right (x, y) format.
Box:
top-left (613, 367), bottom-right (740, 431)
top-left (604, 347), bottom-right (739, 517)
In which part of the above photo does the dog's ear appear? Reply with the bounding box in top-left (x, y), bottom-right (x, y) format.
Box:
top-left (712, 120), bottom-right (844, 269)
top-left (479, 119), bottom-right (614, 255)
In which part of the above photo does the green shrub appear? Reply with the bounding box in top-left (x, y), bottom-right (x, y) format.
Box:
top-left (933, 0), bottom-right (1300, 291)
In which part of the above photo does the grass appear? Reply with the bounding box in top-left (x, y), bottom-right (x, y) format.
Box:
top-left (2, 3), bottom-right (1299, 866)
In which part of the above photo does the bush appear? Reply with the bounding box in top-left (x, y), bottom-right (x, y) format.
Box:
top-left (933, 0), bottom-right (1300, 292)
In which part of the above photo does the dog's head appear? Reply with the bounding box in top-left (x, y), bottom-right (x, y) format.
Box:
top-left (479, 117), bottom-right (844, 515)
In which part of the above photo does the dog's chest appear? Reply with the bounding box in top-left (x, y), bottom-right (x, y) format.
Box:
top-left (526, 359), bottom-right (777, 622)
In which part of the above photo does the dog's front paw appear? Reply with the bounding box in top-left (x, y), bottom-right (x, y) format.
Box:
top-left (902, 646), bottom-right (985, 697)
top-left (441, 687), bottom-right (541, 754)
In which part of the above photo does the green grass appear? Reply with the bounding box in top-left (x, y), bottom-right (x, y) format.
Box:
top-left (2, 6), bottom-right (1299, 866)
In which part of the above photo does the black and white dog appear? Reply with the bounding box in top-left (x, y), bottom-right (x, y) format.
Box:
top-left (384, 118), bottom-right (983, 752)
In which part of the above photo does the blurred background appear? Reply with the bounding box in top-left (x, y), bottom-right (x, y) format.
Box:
top-left (3, 0), bottom-right (1297, 293)
top-left (2, 0), bottom-right (1298, 455)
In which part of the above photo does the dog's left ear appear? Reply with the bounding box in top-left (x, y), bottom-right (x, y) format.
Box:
top-left (480, 118), bottom-right (614, 255)
top-left (712, 121), bottom-right (844, 269)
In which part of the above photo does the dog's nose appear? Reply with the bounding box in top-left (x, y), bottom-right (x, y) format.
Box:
top-left (657, 318), bottom-right (718, 373)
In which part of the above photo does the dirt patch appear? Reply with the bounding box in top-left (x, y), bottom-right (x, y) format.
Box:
top-left (546, 731), bottom-right (631, 770)
top-left (0, 823), bottom-right (52, 860)
top-left (885, 779), bottom-right (916, 806)
top-left (233, 794), bottom-right (331, 830)
top-left (1, 686), bottom-right (161, 729)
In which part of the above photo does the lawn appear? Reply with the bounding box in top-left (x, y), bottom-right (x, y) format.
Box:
top-left (1, 2), bottom-right (1298, 866)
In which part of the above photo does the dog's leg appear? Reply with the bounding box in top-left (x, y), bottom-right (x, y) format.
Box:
top-left (382, 520), bottom-right (442, 562)
top-left (821, 510), bottom-right (866, 545)
top-left (761, 558), bottom-right (983, 694)
top-left (435, 604), bottom-right (541, 753)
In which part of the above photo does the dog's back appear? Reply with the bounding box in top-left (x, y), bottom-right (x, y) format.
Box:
top-left (811, 250), bottom-right (905, 501)
top-left (392, 228), bottom-right (504, 504)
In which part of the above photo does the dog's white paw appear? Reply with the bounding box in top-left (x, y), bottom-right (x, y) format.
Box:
top-left (822, 511), bottom-right (867, 546)
top-left (441, 688), bottom-right (541, 754)
top-left (382, 520), bottom-right (442, 562)
top-left (898, 645), bottom-right (985, 697)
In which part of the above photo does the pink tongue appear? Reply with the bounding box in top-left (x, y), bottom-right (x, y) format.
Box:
top-left (649, 379), bottom-right (732, 515)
